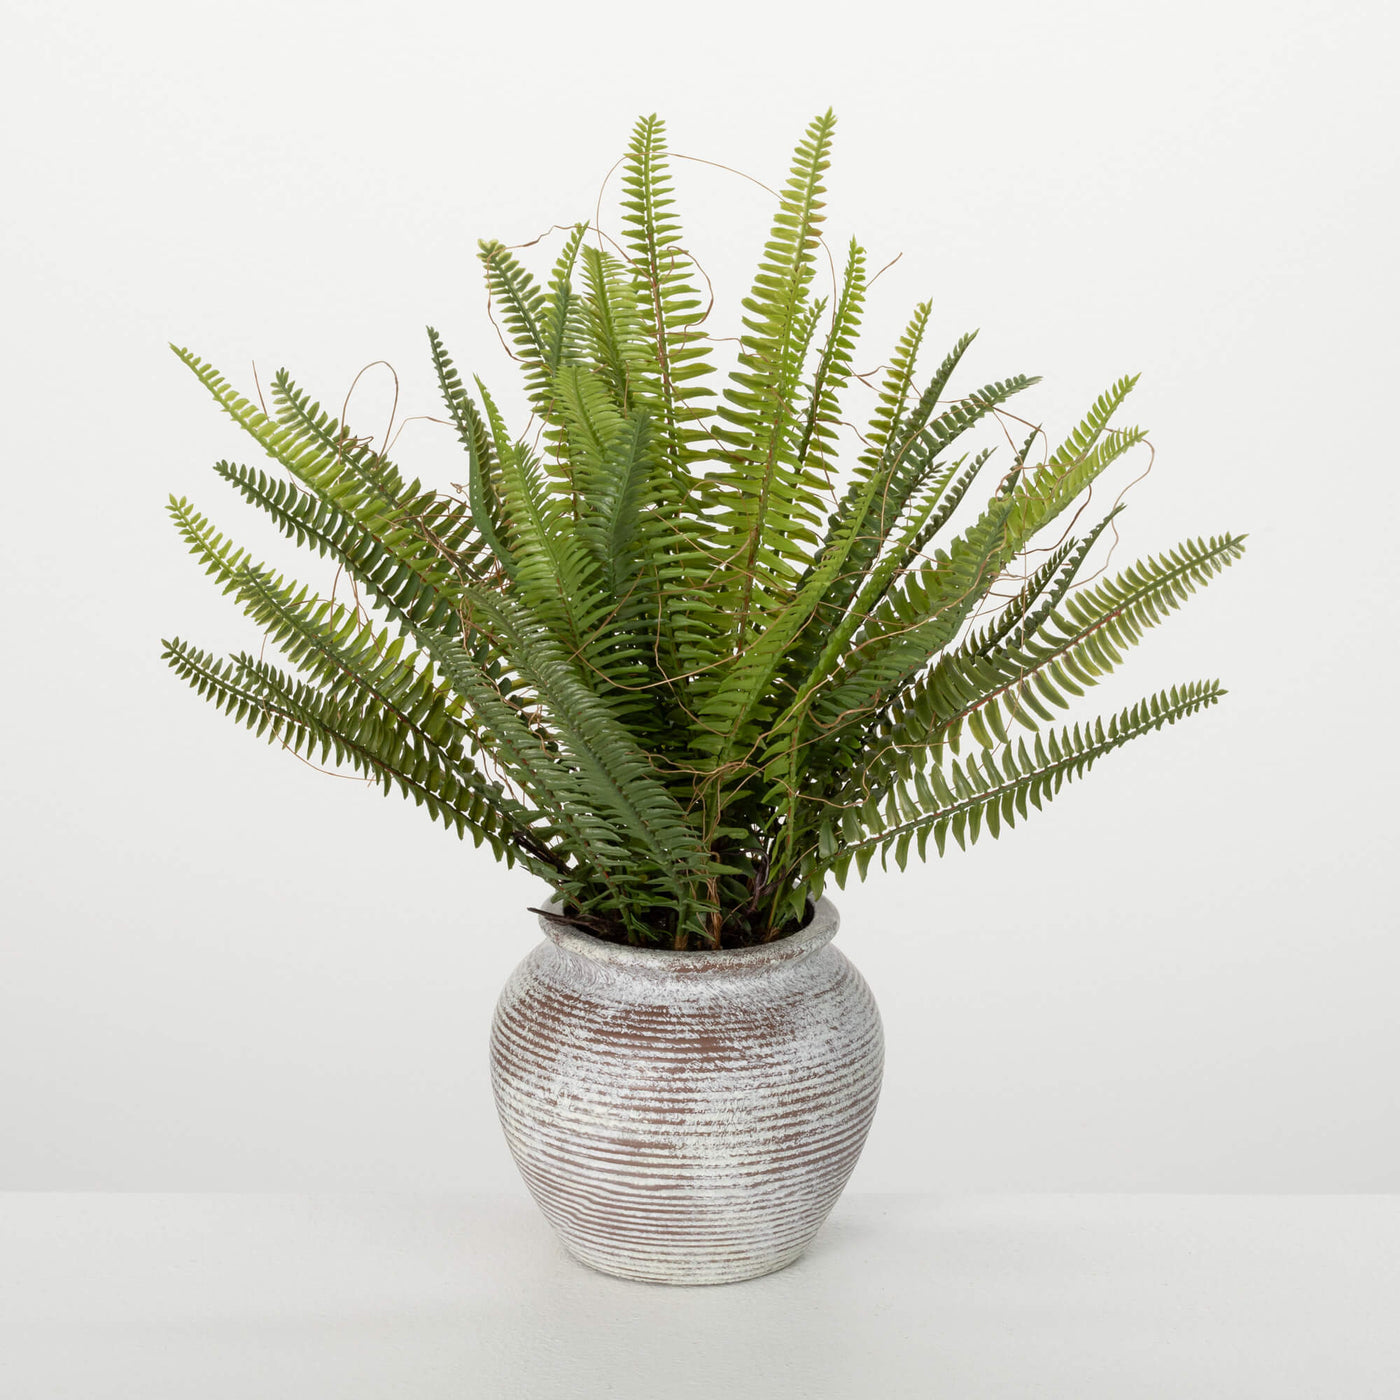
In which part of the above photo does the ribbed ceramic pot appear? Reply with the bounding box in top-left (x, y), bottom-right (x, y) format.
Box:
top-left (489, 896), bottom-right (883, 1285)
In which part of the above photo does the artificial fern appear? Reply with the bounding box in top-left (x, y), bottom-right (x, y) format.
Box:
top-left (165, 110), bottom-right (1245, 948)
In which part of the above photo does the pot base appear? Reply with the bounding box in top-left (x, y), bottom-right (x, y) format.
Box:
top-left (562, 1240), bottom-right (809, 1287)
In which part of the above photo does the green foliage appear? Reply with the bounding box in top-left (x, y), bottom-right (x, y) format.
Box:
top-left (165, 112), bottom-right (1245, 948)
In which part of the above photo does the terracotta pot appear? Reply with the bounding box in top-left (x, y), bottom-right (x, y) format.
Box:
top-left (489, 896), bottom-right (883, 1285)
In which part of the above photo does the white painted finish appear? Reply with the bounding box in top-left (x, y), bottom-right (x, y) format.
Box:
top-left (490, 897), bottom-right (884, 1284)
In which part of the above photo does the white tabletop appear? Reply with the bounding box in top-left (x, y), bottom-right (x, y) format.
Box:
top-left (1, 1194), bottom-right (1396, 1398)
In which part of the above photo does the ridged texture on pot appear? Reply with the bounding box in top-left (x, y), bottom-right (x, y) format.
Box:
top-left (490, 898), bottom-right (883, 1285)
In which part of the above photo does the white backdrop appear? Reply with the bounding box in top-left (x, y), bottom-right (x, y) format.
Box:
top-left (2, 0), bottom-right (1395, 1191)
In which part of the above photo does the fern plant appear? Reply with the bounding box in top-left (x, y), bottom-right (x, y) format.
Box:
top-left (164, 111), bottom-right (1245, 949)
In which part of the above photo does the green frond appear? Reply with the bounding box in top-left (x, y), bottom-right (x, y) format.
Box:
top-left (818, 680), bottom-right (1227, 880)
top-left (576, 407), bottom-right (653, 601)
top-left (620, 114), bottom-right (717, 477)
top-left (406, 626), bottom-right (664, 927)
top-left (805, 473), bottom-right (1025, 740)
top-left (689, 410), bottom-right (938, 767)
top-left (489, 429), bottom-right (612, 662)
top-left (805, 374), bottom-right (1149, 743)
top-left (553, 364), bottom-right (625, 481)
top-left (426, 328), bottom-right (516, 578)
top-left (967, 511), bottom-right (1122, 659)
top-left (859, 530), bottom-right (1246, 813)
top-left (851, 514), bottom-right (1121, 787)
top-left (788, 239), bottom-right (867, 533)
top-left (859, 303), bottom-right (934, 472)
top-left (478, 240), bottom-right (552, 403)
top-left (212, 460), bottom-right (477, 635)
top-left (541, 224), bottom-right (590, 380)
top-left (550, 358), bottom-right (713, 692)
top-left (1002, 375), bottom-right (1145, 549)
top-left (705, 109), bottom-right (841, 643)
top-left (477, 227), bottom-right (591, 470)
top-left (166, 496), bottom-right (458, 731)
top-left (454, 586), bottom-right (724, 938)
top-left (836, 446), bottom-right (1001, 664)
top-left (1050, 374), bottom-right (1140, 468)
top-left (751, 463), bottom-right (1022, 879)
top-left (161, 637), bottom-right (565, 878)
top-left (172, 346), bottom-right (482, 615)
top-left (832, 371), bottom-right (1035, 611)
top-left (797, 337), bottom-right (1021, 671)
top-left (579, 244), bottom-right (653, 414)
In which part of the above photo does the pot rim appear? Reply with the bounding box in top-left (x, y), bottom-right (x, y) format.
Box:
top-left (535, 895), bottom-right (840, 975)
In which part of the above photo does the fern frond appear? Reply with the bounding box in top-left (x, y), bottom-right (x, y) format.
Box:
top-left (461, 588), bottom-right (718, 887)
top-left (426, 328), bottom-right (516, 578)
top-left (540, 224), bottom-right (590, 371)
top-left (478, 240), bottom-right (552, 405)
top-left (859, 303), bottom-right (934, 473)
top-left (171, 494), bottom-right (705, 937)
top-left (553, 364), bottom-right (625, 482)
top-left (828, 372), bottom-right (1035, 619)
top-left (799, 375), bottom-right (1149, 748)
top-left (579, 244), bottom-right (653, 414)
top-left (818, 680), bottom-right (1226, 880)
top-left (161, 638), bottom-right (565, 877)
top-left (967, 511), bottom-right (1121, 659)
top-left (854, 529), bottom-right (1246, 823)
top-left (172, 347), bottom-right (483, 610)
top-left (796, 336), bottom-right (1020, 671)
top-left (209, 458), bottom-right (522, 744)
top-left (489, 429), bottom-right (613, 663)
top-left (705, 110), bottom-right (840, 644)
top-left (753, 462), bottom-right (1023, 885)
top-left (785, 239), bottom-right (866, 498)
top-left (805, 475), bottom-right (1024, 740)
top-left (166, 496), bottom-right (461, 730)
top-left (1001, 375), bottom-right (1145, 550)
top-left (852, 514), bottom-right (1122, 786)
top-left (576, 408), bottom-right (653, 601)
top-left (620, 114), bottom-right (716, 478)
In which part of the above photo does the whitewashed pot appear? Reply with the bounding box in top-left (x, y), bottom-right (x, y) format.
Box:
top-left (489, 896), bottom-right (883, 1285)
